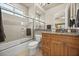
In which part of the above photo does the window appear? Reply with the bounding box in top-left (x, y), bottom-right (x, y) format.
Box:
top-left (0, 3), bottom-right (13, 11)
top-left (15, 9), bottom-right (23, 15)
top-left (14, 13), bottom-right (24, 18)
top-left (2, 9), bottom-right (13, 15)
top-left (14, 9), bottom-right (24, 18)
top-left (0, 3), bottom-right (14, 15)
top-left (0, 3), bottom-right (25, 18)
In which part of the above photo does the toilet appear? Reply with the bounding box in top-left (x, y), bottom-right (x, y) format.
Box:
top-left (28, 35), bottom-right (42, 55)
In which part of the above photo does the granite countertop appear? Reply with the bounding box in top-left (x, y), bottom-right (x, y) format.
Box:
top-left (43, 31), bottom-right (79, 36)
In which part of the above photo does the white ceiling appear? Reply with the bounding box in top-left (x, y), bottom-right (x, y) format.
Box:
top-left (21, 3), bottom-right (34, 8)
top-left (22, 3), bottom-right (63, 10)
top-left (42, 3), bottom-right (63, 10)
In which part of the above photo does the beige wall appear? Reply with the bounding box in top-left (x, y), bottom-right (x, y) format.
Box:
top-left (45, 4), bottom-right (68, 29)
top-left (28, 4), bottom-right (35, 18)
top-left (1, 3), bottom-right (30, 42)
top-left (2, 12), bottom-right (28, 42)
top-left (11, 3), bottom-right (29, 16)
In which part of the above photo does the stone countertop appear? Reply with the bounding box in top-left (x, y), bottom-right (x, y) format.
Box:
top-left (43, 31), bottom-right (79, 36)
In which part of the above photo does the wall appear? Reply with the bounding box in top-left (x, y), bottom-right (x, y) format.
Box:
top-left (28, 4), bottom-right (46, 36)
top-left (2, 3), bottom-right (29, 42)
top-left (45, 4), bottom-right (68, 29)
top-left (28, 4), bottom-right (35, 18)
top-left (2, 12), bottom-right (27, 42)
top-left (11, 3), bottom-right (29, 16)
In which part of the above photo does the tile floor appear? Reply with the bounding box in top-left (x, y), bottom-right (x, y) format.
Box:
top-left (34, 48), bottom-right (42, 56)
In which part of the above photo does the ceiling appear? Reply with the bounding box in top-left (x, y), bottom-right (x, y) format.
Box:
top-left (42, 3), bottom-right (63, 10)
top-left (22, 3), bottom-right (63, 10)
top-left (21, 3), bottom-right (34, 8)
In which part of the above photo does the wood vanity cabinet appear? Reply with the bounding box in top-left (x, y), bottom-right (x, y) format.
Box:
top-left (65, 43), bottom-right (79, 56)
top-left (41, 33), bottom-right (51, 56)
top-left (51, 40), bottom-right (64, 56)
top-left (41, 33), bottom-right (79, 56)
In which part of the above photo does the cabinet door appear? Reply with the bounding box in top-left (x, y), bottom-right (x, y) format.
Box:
top-left (64, 44), bottom-right (68, 56)
top-left (51, 41), bottom-right (64, 56)
top-left (41, 37), bottom-right (51, 48)
top-left (65, 43), bottom-right (79, 56)
top-left (42, 47), bottom-right (50, 56)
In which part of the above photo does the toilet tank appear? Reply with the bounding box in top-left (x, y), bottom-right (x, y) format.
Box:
top-left (35, 35), bottom-right (42, 42)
